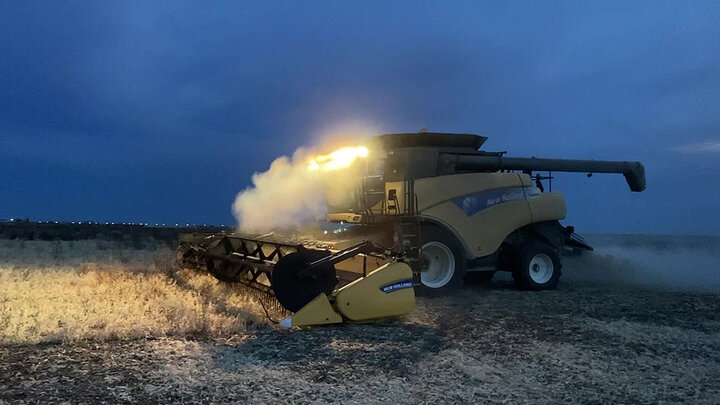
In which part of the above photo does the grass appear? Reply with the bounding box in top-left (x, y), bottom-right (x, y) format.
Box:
top-left (0, 240), bottom-right (264, 345)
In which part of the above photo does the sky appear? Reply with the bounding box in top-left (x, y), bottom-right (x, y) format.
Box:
top-left (1, 1), bottom-right (719, 235)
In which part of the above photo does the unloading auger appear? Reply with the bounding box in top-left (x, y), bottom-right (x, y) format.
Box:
top-left (178, 132), bottom-right (646, 327)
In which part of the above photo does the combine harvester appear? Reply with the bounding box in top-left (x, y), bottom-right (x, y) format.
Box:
top-left (178, 132), bottom-right (645, 327)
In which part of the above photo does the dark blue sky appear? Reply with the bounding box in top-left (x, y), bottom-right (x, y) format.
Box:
top-left (2, 1), bottom-right (719, 234)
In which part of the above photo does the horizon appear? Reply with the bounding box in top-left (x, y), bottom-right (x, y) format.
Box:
top-left (2, 218), bottom-right (719, 239)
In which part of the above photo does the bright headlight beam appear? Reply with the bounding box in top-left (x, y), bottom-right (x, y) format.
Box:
top-left (307, 146), bottom-right (368, 172)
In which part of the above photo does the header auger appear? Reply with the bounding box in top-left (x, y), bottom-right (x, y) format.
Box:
top-left (178, 132), bottom-right (646, 327)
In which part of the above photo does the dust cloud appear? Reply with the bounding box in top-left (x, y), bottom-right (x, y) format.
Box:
top-left (232, 143), bottom-right (369, 233)
top-left (562, 235), bottom-right (720, 292)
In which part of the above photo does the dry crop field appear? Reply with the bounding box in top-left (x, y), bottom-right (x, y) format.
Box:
top-left (1, 235), bottom-right (719, 403)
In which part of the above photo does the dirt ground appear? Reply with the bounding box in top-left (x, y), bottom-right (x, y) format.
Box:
top-left (1, 236), bottom-right (719, 404)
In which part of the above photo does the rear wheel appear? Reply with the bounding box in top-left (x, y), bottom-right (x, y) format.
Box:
top-left (513, 241), bottom-right (561, 290)
top-left (417, 225), bottom-right (465, 295)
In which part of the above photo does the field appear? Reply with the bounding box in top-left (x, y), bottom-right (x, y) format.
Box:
top-left (1, 235), bottom-right (719, 403)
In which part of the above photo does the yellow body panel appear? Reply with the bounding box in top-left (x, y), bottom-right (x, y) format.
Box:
top-left (335, 254), bottom-right (389, 276)
top-left (416, 172), bottom-right (566, 257)
top-left (334, 262), bottom-right (415, 321)
top-left (527, 192), bottom-right (566, 223)
top-left (415, 172), bottom-right (529, 211)
top-left (290, 294), bottom-right (343, 327)
top-left (423, 200), bottom-right (532, 257)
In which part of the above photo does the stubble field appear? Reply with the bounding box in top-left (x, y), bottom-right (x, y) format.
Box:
top-left (1, 235), bottom-right (719, 403)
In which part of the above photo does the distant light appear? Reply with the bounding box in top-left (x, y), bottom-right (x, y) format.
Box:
top-left (323, 230), bottom-right (328, 235)
top-left (9, 218), bottom-right (14, 222)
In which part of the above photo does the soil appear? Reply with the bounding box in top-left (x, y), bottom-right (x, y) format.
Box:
top-left (2, 279), bottom-right (719, 404)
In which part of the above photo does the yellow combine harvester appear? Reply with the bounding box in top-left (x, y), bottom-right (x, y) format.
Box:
top-left (178, 132), bottom-right (645, 327)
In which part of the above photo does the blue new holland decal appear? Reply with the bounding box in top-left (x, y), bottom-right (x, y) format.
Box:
top-left (451, 186), bottom-right (540, 217)
top-left (380, 279), bottom-right (414, 293)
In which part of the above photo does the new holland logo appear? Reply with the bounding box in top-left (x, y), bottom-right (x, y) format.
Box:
top-left (380, 279), bottom-right (414, 293)
top-left (451, 186), bottom-right (540, 217)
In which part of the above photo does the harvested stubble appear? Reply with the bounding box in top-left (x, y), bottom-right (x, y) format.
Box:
top-left (0, 240), bottom-right (265, 345)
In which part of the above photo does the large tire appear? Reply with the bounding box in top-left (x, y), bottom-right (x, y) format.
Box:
top-left (417, 224), bottom-right (466, 295)
top-left (513, 240), bottom-right (561, 290)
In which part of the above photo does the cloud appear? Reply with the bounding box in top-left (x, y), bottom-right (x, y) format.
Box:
top-left (2, 1), bottom-right (720, 233)
top-left (676, 139), bottom-right (720, 153)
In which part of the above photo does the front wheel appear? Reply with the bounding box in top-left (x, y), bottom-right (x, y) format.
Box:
top-left (417, 225), bottom-right (465, 295)
top-left (513, 241), bottom-right (561, 290)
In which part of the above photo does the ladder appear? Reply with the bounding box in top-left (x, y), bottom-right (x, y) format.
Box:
top-left (398, 180), bottom-right (422, 262)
